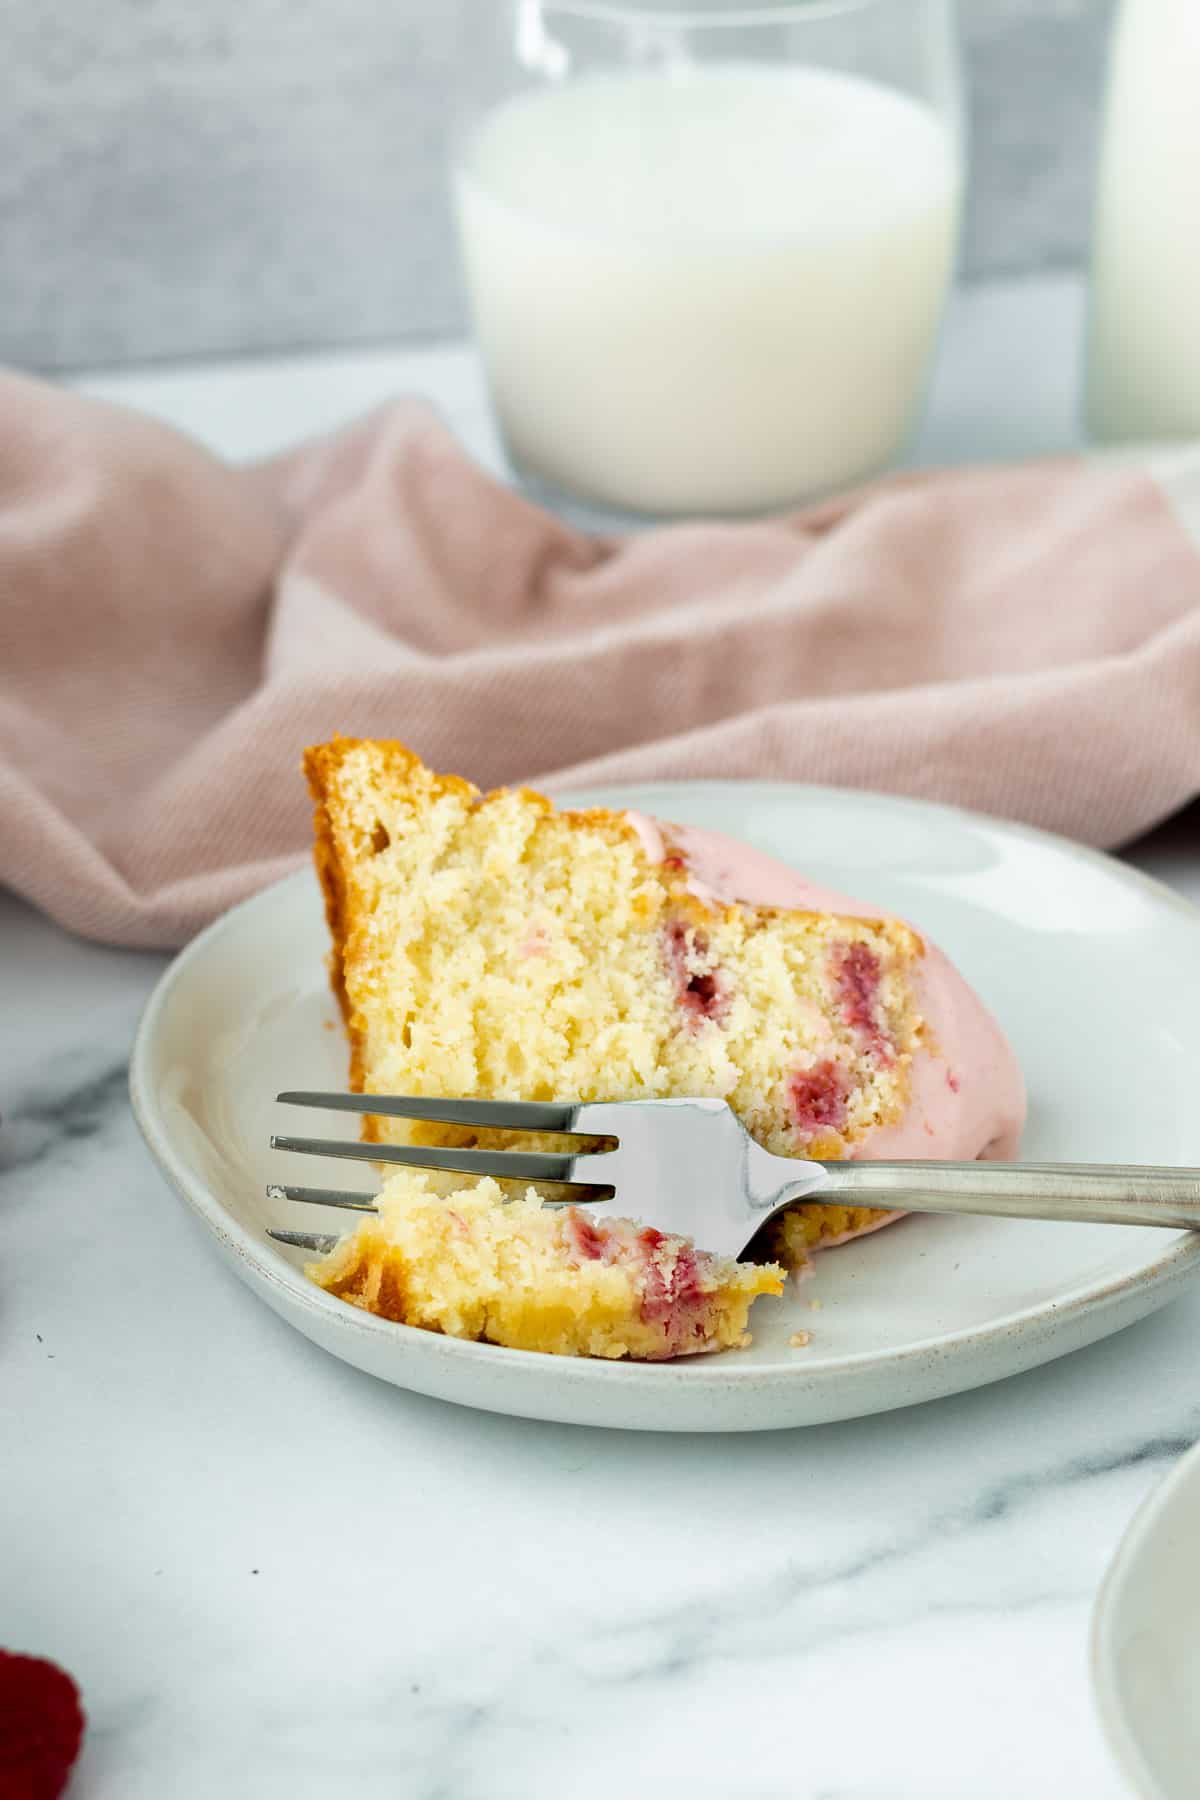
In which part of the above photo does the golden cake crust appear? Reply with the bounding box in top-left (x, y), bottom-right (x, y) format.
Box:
top-left (305, 734), bottom-right (650, 1132)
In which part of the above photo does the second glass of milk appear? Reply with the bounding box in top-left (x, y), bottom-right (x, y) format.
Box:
top-left (453, 0), bottom-right (964, 520)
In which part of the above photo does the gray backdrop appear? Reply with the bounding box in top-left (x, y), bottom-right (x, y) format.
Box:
top-left (3, 0), bottom-right (1115, 372)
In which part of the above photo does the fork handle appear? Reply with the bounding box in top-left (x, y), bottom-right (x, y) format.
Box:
top-left (807, 1161), bottom-right (1200, 1230)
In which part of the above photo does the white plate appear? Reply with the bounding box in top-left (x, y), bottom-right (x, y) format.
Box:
top-left (1092, 1437), bottom-right (1200, 1799)
top-left (130, 781), bottom-right (1200, 1433)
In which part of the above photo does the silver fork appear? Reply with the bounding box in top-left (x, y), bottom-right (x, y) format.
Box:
top-left (266, 1091), bottom-right (1200, 1260)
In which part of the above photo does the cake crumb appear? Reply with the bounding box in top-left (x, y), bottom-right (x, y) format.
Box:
top-left (789, 1330), bottom-right (812, 1348)
top-left (809, 1297), bottom-right (823, 1311)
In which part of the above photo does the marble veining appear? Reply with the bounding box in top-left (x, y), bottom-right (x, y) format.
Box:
top-left (2, 1057), bottom-right (133, 1174)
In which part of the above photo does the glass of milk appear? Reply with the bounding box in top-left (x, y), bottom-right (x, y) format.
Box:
top-left (452, 0), bottom-right (964, 520)
top-left (1086, 0), bottom-right (1200, 444)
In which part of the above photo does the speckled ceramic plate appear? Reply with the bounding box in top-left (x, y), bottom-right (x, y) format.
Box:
top-left (1092, 1437), bottom-right (1200, 1799)
top-left (130, 781), bottom-right (1200, 1432)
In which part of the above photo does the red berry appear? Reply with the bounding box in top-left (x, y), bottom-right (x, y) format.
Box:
top-left (789, 1059), bottom-right (850, 1137)
top-left (0, 1650), bottom-right (85, 1800)
top-left (830, 941), bottom-right (894, 1067)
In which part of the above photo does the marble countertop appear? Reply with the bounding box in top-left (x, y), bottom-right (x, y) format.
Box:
top-left (5, 277), bottom-right (1200, 1799)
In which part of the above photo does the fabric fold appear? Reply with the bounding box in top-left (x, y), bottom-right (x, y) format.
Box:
top-left (0, 367), bottom-right (1197, 950)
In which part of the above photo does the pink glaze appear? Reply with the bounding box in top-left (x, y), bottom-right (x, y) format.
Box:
top-left (625, 811), bottom-right (667, 864)
top-left (625, 812), bottom-right (1027, 1181)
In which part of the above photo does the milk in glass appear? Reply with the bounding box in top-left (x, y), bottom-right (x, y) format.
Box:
top-left (454, 66), bottom-right (961, 515)
top-left (1087, 0), bottom-right (1200, 442)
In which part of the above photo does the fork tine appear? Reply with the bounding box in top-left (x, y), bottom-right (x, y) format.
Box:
top-left (268, 1175), bottom-right (608, 1217)
top-left (270, 1132), bottom-right (612, 1187)
top-left (266, 1183), bottom-right (378, 1212)
top-left (277, 1090), bottom-right (578, 1131)
top-left (268, 1228), bottom-right (338, 1253)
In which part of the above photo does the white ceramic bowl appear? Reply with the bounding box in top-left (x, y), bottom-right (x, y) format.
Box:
top-left (1093, 1437), bottom-right (1200, 1799)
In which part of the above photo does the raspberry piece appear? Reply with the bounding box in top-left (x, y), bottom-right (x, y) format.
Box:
top-left (789, 1059), bottom-right (850, 1138)
top-left (663, 921), bottom-right (730, 1024)
top-left (830, 941), bottom-right (894, 1066)
top-left (0, 1650), bottom-right (85, 1800)
top-left (637, 1238), bottom-right (711, 1354)
top-left (568, 1212), bottom-right (608, 1261)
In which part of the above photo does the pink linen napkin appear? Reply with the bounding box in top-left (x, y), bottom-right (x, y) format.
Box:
top-left (1, 366), bottom-right (1199, 951)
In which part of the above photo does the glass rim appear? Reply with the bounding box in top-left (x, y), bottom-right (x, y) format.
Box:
top-left (538, 0), bottom-right (909, 28)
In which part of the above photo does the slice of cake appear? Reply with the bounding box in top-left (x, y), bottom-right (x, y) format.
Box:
top-left (308, 1171), bottom-right (783, 1360)
top-left (302, 735), bottom-right (1025, 1317)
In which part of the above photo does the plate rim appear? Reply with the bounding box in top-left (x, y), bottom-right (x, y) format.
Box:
top-left (1090, 1435), bottom-right (1200, 1800)
top-left (129, 778), bottom-right (1200, 1398)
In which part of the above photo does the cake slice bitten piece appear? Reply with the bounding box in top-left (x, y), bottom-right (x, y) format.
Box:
top-left (307, 1173), bottom-right (784, 1360)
